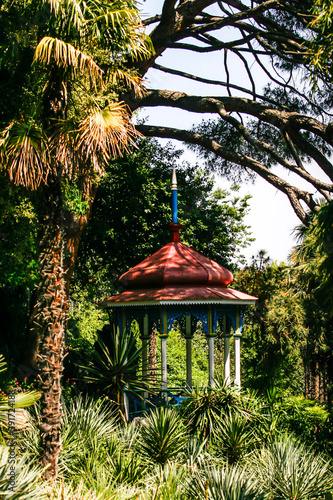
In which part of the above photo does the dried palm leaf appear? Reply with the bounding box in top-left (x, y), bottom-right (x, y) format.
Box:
top-left (0, 121), bottom-right (50, 190)
top-left (78, 102), bottom-right (141, 169)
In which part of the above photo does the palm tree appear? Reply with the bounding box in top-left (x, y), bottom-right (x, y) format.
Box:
top-left (0, 0), bottom-right (152, 478)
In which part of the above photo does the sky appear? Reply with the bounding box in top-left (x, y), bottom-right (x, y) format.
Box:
top-left (136, 0), bottom-right (318, 264)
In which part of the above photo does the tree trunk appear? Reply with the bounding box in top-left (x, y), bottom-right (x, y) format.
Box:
top-left (29, 182), bottom-right (66, 478)
top-left (27, 181), bottom-right (97, 479)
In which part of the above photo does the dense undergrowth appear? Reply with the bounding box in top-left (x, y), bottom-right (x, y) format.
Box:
top-left (1, 381), bottom-right (333, 499)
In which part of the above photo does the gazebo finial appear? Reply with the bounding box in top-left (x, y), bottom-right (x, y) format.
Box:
top-left (168, 166), bottom-right (182, 242)
top-left (171, 165), bottom-right (178, 224)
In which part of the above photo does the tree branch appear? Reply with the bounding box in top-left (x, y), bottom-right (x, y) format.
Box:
top-left (137, 123), bottom-right (316, 223)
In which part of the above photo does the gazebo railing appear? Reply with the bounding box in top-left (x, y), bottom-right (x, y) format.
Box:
top-left (125, 387), bottom-right (189, 419)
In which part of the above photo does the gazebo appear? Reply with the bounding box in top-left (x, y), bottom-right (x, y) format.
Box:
top-left (99, 167), bottom-right (257, 398)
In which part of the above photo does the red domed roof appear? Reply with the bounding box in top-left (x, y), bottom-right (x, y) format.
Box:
top-left (99, 223), bottom-right (257, 308)
top-left (120, 241), bottom-right (233, 289)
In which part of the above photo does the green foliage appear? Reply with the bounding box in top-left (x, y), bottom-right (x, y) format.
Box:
top-left (75, 138), bottom-right (253, 297)
top-left (14, 391), bottom-right (333, 498)
top-left (67, 288), bottom-right (108, 355)
top-left (288, 206), bottom-right (333, 404)
top-left (82, 327), bottom-right (146, 407)
top-left (138, 407), bottom-right (187, 464)
top-left (235, 254), bottom-right (306, 394)
top-left (0, 177), bottom-right (38, 364)
top-left (62, 179), bottom-right (90, 217)
top-left (256, 435), bottom-right (333, 500)
top-left (155, 327), bottom-right (208, 388)
top-left (274, 396), bottom-right (329, 450)
top-left (0, 177), bottom-right (37, 289)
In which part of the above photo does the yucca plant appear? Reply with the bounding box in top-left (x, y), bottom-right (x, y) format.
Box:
top-left (186, 463), bottom-right (264, 500)
top-left (255, 434), bottom-right (333, 500)
top-left (107, 449), bottom-right (145, 485)
top-left (82, 329), bottom-right (151, 415)
top-left (140, 463), bottom-right (188, 500)
top-left (47, 480), bottom-right (104, 500)
top-left (0, 446), bottom-right (45, 499)
top-left (138, 407), bottom-right (188, 465)
top-left (213, 414), bottom-right (257, 464)
top-left (59, 395), bottom-right (121, 478)
top-left (181, 379), bottom-right (254, 440)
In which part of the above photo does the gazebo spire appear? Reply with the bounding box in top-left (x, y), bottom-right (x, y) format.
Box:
top-left (171, 165), bottom-right (178, 223)
top-left (168, 166), bottom-right (183, 243)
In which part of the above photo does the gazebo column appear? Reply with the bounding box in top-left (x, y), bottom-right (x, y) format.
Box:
top-left (222, 316), bottom-right (231, 384)
top-left (185, 314), bottom-right (193, 388)
top-left (141, 314), bottom-right (149, 398)
top-left (122, 307), bottom-right (130, 421)
top-left (224, 335), bottom-right (231, 385)
top-left (206, 306), bottom-right (216, 388)
top-left (160, 306), bottom-right (168, 398)
top-left (234, 307), bottom-right (241, 388)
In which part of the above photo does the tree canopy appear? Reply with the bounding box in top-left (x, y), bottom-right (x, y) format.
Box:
top-left (75, 138), bottom-right (253, 298)
top-left (122, 0), bottom-right (333, 224)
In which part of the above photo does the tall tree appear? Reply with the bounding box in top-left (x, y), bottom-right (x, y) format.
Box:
top-left (288, 207), bottom-right (333, 404)
top-left (75, 138), bottom-right (253, 299)
top-left (0, 0), bottom-right (152, 478)
top-left (122, 0), bottom-right (333, 224)
top-left (234, 253), bottom-right (307, 394)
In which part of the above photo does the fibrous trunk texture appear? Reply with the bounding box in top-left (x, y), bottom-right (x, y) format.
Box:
top-left (30, 183), bottom-right (66, 478)
top-left (28, 181), bottom-right (96, 478)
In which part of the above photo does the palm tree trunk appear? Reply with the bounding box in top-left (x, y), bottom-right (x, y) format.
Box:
top-left (29, 182), bottom-right (66, 478)
top-left (28, 181), bottom-right (96, 478)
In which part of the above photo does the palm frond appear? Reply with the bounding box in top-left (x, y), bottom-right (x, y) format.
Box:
top-left (34, 37), bottom-right (103, 87)
top-left (112, 68), bottom-right (145, 96)
top-left (78, 102), bottom-right (141, 166)
top-left (0, 392), bottom-right (40, 432)
top-left (0, 121), bottom-right (50, 190)
top-left (87, 5), bottom-right (153, 56)
top-left (43, 0), bottom-right (85, 31)
top-left (0, 355), bottom-right (6, 374)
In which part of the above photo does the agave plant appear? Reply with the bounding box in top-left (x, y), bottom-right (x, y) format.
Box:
top-left (138, 407), bottom-right (188, 465)
top-left (140, 463), bottom-right (188, 500)
top-left (255, 434), bottom-right (333, 500)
